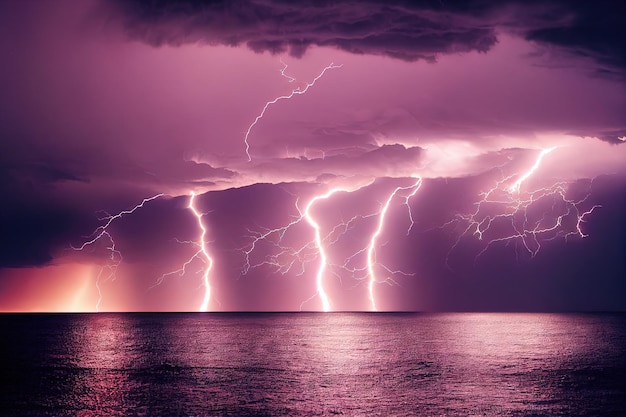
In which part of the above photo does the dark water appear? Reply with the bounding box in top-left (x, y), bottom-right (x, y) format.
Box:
top-left (1, 313), bottom-right (625, 416)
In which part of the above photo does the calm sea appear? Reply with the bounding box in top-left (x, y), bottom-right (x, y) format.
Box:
top-left (0, 313), bottom-right (624, 416)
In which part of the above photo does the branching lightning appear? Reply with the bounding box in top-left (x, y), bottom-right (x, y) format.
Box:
top-left (240, 176), bottom-right (424, 311)
top-left (73, 61), bottom-right (346, 311)
top-left (444, 147), bottom-right (602, 267)
top-left (74, 192), bottom-right (216, 312)
top-left (71, 142), bottom-right (604, 311)
top-left (72, 194), bottom-right (164, 252)
top-left (243, 61), bottom-right (342, 161)
top-left (240, 184), bottom-right (371, 311)
top-left (72, 194), bottom-right (164, 311)
top-left (151, 193), bottom-right (214, 311)
top-left (66, 48), bottom-right (608, 314)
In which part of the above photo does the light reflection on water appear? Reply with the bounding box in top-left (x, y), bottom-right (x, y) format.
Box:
top-left (1, 313), bottom-right (624, 416)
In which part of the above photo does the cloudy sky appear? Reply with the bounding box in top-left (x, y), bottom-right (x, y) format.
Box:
top-left (0, 0), bottom-right (624, 312)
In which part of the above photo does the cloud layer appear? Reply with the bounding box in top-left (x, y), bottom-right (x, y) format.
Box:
top-left (106, 0), bottom-right (625, 76)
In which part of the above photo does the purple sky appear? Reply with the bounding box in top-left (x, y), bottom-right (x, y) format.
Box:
top-left (0, 0), bottom-right (624, 312)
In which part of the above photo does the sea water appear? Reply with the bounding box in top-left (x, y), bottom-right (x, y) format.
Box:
top-left (1, 313), bottom-right (624, 416)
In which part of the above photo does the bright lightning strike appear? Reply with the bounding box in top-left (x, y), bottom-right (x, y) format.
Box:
top-left (507, 146), bottom-right (557, 194)
top-left (73, 192), bottom-right (215, 312)
top-left (243, 61), bottom-right (342, 161)
top-left (240, 182), bottom-right (376, 311)
top-left (367, 177), bottom-right (422, 311)
top-left (187, 192), bottom-right (213, 312)
top-left (303, 188), bottom-right (348, 312)
top-left (241, 177), bottom-right (425, 311)
top-left (152, 192), bottom-right (215, 311)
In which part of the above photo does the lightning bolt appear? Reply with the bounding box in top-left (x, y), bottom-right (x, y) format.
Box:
top-left (72, 194), bottom-right (164, 311)
top-left (444, 147), bottom-right (602, 267)
top-left (507, 146), bottom-right (557, 194)
top-left (367, 177), bottom-right (422, 311)
top-left (150, 192), bottom-right (215, 311)
top-left (240, 182), bottom-right (376, 311)
top-left (73, 191), bottom-right (216, 312)
top-left (71, 61), bottom-right (343, 311)
top-left (72, 194), bottom-right (165, 252)
top-left (241, 176), bottom-right (426, 311)
top-left (303, 187), bottom-right (350, 312)
top-left (187, 192), bottom-right (213, 311)
top-left (243, 61), bottom-right (342, 161)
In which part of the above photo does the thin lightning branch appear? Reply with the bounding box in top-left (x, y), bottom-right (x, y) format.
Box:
top-left (240, 205), bottom-right (307, 276)
top-left (152, 243), bottom-right (205, 288)
top-left (72, 194), bottom-right (164, 252)
top-left (243, 62), bottom-right (343, 161)
top-left (72, 194), bottom-right (164, 311)
top-left (279, 59), bottom-right (296, 83)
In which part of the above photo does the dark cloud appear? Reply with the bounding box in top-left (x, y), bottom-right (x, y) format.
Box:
top-left (0, 197), bottom-right (84, 268)
top-left (104, 0), bottom-right (625, 75)
top-left (104, 0), bottom-right (498, 61)
top-left (523, 1), bottom-right (626, 78)
top-left (0, 162), bottom-right (87, 191)
top-left (594, 129), bottom-right (626, 145)
top-left (0, 139), bottom-right (89, 191)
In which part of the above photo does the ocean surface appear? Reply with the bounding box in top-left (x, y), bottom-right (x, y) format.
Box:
top-left (0, 313), bottom-right (624, 417)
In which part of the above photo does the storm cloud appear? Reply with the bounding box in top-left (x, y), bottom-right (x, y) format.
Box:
top-left (105, 0), bottom-right (625, 76)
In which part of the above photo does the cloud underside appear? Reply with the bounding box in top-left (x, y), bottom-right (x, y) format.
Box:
top-left (107, 0), bottom-right (625, 76)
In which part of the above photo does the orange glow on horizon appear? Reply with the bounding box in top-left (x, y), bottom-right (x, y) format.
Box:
top-left (0, 263), bottom-right (101, 312)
